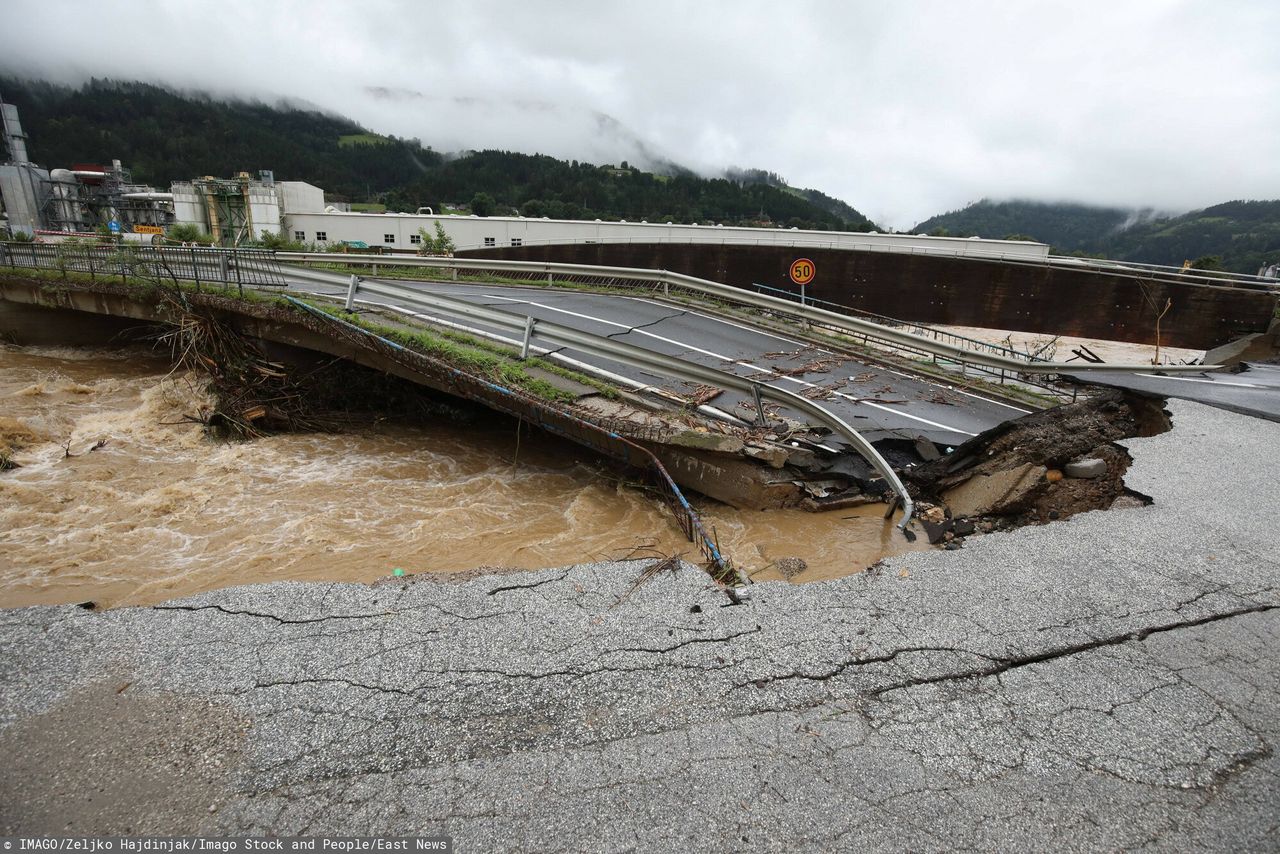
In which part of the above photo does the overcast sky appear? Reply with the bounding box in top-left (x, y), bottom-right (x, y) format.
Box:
top-left (2, 0), bottom-right (1277, 228)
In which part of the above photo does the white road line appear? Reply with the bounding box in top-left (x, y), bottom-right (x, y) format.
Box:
top-left (876, 365), bottom-right (1033, 414)
top-left (628, 295), bottom-right (1024, 418)
top-left (481, 292), bottom-right (975, 436)
top-left (432, 285), bottom-right (1020, 421)
top-left (1135, 373), bottom-right (1264, 388)
top-left (625, 295), bottom-right (815, 348)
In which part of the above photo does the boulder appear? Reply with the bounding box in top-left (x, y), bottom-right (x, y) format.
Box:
top-left (1065, 458), bottom-right (1107, 479)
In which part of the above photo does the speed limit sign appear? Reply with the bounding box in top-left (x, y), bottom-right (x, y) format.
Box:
top-left (789, 258), bottom-right (816, 285)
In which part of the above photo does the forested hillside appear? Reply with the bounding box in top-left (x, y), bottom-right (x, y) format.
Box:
top-left (0, 77), bottom-right (873, 231)
top-left (0, 78), bottom-right (436, 199)
top-left (912, 199), bottom-right (1137, 252)
top-left (914, 198), bottom-right (1280, 274)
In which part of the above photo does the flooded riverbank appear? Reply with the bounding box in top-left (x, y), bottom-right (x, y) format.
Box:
top-left (0, 344), bottom-right (930, 607)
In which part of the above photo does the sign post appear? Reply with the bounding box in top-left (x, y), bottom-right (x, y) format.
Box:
top-left (789, 258), bottom-right (815, 330)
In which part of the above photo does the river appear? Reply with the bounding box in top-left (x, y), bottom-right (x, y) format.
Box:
top-left (0, 343), bottom-right (930, 607)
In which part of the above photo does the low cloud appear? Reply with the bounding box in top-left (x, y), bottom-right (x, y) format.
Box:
top-left (2, 0), bottom-right (1277, 228)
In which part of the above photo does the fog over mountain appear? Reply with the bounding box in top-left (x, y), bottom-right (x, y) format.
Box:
top-left (2, 0), bottom-right (1277, 229)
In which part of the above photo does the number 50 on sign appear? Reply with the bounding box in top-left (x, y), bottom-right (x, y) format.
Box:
top-left (789, 258), bottom-right (816, 285)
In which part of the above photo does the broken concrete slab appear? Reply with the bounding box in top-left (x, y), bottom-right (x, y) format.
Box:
top-left (942, 463), bottom-right (1047, 516)
top-left (743, 443), bottom-right (789, 468)
top-left (1204, 317), bottom-right (1280, 366)
top-left (913, 436), bottom-right (942, 461)
top-left (666, 428), bottom-right (744, 454)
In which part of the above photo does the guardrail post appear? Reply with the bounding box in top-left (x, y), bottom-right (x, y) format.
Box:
top-left (751, 382), bottom-right (767, 426)
top-left (451, 266), bottom-right (457, 281)
top-left (520, 316), bottom-right (536, 359)
top-left (234, 251), bottom-right (243, 296)
top-left (345, 274), bottom-right (360, 311)
top-left (191, 248), bottom-right (200, 292)
top-left (219, 254), bottom-right (230, 287)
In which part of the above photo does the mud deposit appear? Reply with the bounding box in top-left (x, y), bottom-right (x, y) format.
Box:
top-left (0, 344), bottom-right (931, 607)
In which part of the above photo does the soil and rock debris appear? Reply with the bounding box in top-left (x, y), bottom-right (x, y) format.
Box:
top-left (905, 388), bottom-right (1172, 546)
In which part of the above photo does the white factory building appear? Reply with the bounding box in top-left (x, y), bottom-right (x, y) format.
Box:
top-left (278, 202), bottom-right (1051, 261)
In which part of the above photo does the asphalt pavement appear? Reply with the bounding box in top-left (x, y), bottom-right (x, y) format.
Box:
top-left (1067, 360), bottom-right (1280, 423)
top-left (289, 272), bottom-right (1030, 447)
top-left (2, 398), bottom-right (1277, 849)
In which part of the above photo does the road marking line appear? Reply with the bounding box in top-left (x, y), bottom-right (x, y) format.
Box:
top-left (632, 295), bottom-right (1026, 416)
top-left (876, 365), bottom-right (1033, 414)
top-left (1134, 373), bottom-right (1264, 388)
top-left (481, 293), bottom-right (975, 436)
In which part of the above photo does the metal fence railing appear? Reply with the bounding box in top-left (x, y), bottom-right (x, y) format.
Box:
top-left (0, 242), bottom-right (289, 292)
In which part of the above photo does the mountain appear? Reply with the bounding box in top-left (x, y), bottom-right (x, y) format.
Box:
top-left (726, 168), bottom-right (876, 230)
top-left (0, 77), bottom-right (440, 200)
top-left (0, 76), bottom-right (870, 232)
top-left (1101, 200), bottom-right (1280, 274)
top-left (911, 199), bottom-right (1140, 251)
top-left (912, 199), bottom-right (1280, 274)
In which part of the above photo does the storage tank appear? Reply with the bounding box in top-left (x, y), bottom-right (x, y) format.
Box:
top-left (46, 168), bottom-right (84, 231)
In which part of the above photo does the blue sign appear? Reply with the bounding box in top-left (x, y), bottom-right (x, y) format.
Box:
top-left (108, 220), bottom-right (121, 234)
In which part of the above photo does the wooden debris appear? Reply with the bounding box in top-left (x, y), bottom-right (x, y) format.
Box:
top-left (686, 385), bottom-right (724, 407)
top-left (772, 358), bottom-right (846, 377)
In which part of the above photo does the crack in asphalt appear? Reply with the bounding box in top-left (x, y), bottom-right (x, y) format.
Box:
top-left (604, 309), bottom-right (690, 339)
top-left (151, 603), bottom-right (401, 625)
top-left (486, 572), bottom-right (570, 597)
top-left (870, 604), bottom-right (1279, 699)
top-left (731, 604), bottom-right (1278, 699)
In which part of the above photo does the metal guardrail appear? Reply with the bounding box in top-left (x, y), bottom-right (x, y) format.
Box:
top-left (351, 233), bottom-right (1276, 293)
top-left (748, 281), bottom-right (1051, 362)
top-left (283, 294), bottom-right (749, 598)
top-left (0, 242), bottom-right (288, 290)
top-left (320, 272), bottom-right (918, 529)
top-left (275, 251), bottom-right (1224, 374)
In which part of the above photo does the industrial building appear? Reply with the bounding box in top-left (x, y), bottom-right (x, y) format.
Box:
top-left (279, 209), bottom-right (1051, 260)
top-left (1, 94), bottom-right (176, 241)
top-left (170, 172), bottom-right (324, 245)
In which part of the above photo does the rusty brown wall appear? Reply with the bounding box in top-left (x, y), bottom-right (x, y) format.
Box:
top-left (462, 243), bottom-right (1277, 349)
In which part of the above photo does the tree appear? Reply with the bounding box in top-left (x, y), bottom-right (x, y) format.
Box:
top-left (470, 192), bottom-right (496, 217)
top-left (167, 223), bottom-right (215, 245)
top-left (416, 221), bottom-right (456, 256)
top-left (256, 229), bottom-right (304, 250)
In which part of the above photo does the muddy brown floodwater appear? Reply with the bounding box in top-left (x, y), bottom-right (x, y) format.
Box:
top-left (0, 344), bottom-right (932, 608)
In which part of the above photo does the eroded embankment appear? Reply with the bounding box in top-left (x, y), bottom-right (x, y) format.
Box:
top-left (906, 387), bottom-right (1172, 545)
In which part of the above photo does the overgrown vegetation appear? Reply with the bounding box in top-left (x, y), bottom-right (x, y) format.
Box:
top-left (307, 302), bottom-right (620, 404)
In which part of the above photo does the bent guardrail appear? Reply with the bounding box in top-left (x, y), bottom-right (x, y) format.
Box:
top-left (327, 273), bottom-right (918, 529)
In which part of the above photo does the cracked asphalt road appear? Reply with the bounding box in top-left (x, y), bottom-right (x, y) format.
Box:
top-left (1, 398), bottom-right (1277, 851)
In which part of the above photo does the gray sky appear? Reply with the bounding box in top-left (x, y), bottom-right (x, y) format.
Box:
top-left (2, 0), bottom-right (1277, 228)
